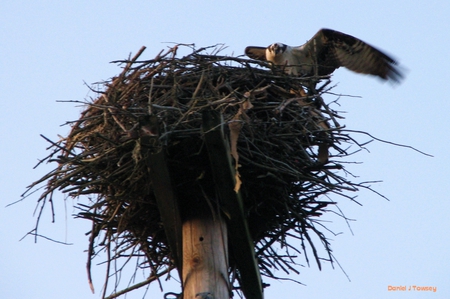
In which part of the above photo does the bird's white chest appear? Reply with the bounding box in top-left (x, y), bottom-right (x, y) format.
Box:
top-left (265, 48), bottom-right (291, 65)
top-left (266, 47), bottom-right (309, 76)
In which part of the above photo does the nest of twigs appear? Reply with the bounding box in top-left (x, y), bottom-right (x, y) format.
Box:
top-left (25, 44), bottom-right (368, 297)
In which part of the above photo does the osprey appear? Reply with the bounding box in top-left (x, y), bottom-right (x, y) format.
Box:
top-left (245, 28), bottom-right (403, 83)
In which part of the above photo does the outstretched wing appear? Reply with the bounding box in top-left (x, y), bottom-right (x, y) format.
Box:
top-left (245, 46), bottom-right (267, 61)
top-left (303, 29), bottom-right (403, 82)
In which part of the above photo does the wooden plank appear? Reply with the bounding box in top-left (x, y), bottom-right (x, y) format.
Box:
top-left (202, 110), bottom-right (264, 299)
top-left (142, 115), bottom-right (183, 280)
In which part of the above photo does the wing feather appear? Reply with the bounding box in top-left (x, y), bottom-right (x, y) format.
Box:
top-left (245, 46), bottom-right (267, 61)
top-left (315, 29), bottom-right (403, 82)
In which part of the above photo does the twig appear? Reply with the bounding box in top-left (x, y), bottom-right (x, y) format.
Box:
top-left (343, 129), bottom-right (433, 157)
top-left (104, 267), bottom-right (175, 299)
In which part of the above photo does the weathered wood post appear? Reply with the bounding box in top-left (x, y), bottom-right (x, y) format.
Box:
top-left (182, 214), bottom-right (229, 299)
top-left (146, 113), bottom-right (233, 299)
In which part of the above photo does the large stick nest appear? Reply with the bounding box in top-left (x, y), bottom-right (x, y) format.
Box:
top-left (26, 45), bottom-right (369, 297)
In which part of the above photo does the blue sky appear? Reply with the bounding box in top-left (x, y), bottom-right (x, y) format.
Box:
top-left (1, 1), bottom-right (449, 298)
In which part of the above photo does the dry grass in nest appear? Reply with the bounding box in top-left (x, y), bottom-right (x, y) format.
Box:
top-left (24, 44), bottom-right (372, 297)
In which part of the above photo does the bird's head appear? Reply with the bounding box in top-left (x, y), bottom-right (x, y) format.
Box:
top-left (268, 43), bottom-right (287, 55)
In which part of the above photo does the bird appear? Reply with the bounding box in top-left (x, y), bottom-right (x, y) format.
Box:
top-left (245, 28), bottom-right (403, 83)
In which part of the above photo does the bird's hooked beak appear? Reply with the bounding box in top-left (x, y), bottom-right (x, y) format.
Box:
top-left (268, 43), bottom-right (287, 55)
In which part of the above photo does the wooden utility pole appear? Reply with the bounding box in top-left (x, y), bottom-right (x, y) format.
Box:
top-left (182, 214), bottom-right (230, 299)
top-left (146, 111), bottom-right (264, 299)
